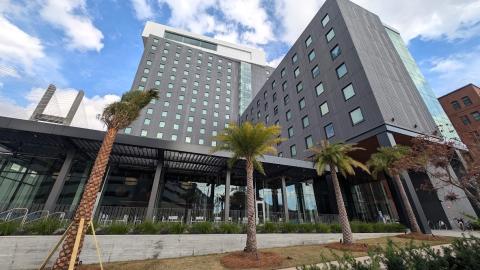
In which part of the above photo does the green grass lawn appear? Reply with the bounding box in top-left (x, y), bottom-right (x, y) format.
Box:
top-left (79, 235), bottom-right (455, 270)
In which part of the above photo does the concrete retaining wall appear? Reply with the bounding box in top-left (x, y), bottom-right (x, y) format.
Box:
top-left (1, 233), bottom-right (399, 270)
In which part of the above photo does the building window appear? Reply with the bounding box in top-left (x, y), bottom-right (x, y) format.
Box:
top-left (124, 127), bottom-right (132, 134)
top-left (278, 152), bottom-right (283, 157)
top-left (461, 115), bottom-right (471, 125)
top-left (138, 85), bottom-right (144, 91)
top-left (292, 53), bottom-right (298, 64)
top-left (151, 45), bottom-right (157, 50)
top-left (290, 145), bottom-right (297, 157)
top-left (140, 130), bottom-right (148, 136)
top-left (171, 134), bottom-right (177, 141)
top-left (161, 111), bottom-right (167, 117)
top-left (451, 101), bottom-right (461, 110)
top-left (350, 107), bottom-right (364, 125)
top-left (302, 115), bottom-right (310, 128)
top-left (311, 65), bottom-right (320, 78)
top-left (176, 113), bottom-right (181, 120)
top-left (264, 103), bottom-right (268, 110)
top-left (274, 105), bottom-right (278, 115)
top-left (342, 83), bottom-right (355, 100)
top-left (299, 98), bottom-right (306, 110)
top-left (168, 83), bottom-right (174, 89)
top-left (143, 118), bottom-right (151, 125)
top-left (286, 110), bottom-right (292, 121)
top-left (288, 126), bottom-right (294, 138)
top-left (141, 76), bottom-right (147, 82)
top-left (284, 95), bottom-right (289, 105)
top-left (296, 82), bottom-right (303, 93)
top-left (173, 124), bottom-right (179, 130)
top-left (272, 80), bottom-right (276, 89)
top-left (322, 14), bottom-right (330, 27)
top-left (305, 135), bottom-right (314, 149)
top-left (326, 28), bottom-right (335, 42)
top-left (273, 92), bottom-right (277, 102)
top-left (336, 63), bottom-right (348, 78)
top-left (305, 35), bottom-right (313, 47)
top-left (143, 68), bottom-right (149, 74)
top-left (156, 132), bottom-right (163, 139)
top-left (315, 82), bottom-right (324, 96)
top-left (155, 80), bottom-right (160, 86)
top-left (320, 102), bottom-right (329, 116)
top-left (164, 101), bottom-right (170, 107)
top-left (185, 137), bottom-right (191, 143)
top-left (159, 121), bottom-right (165, 128)
top-left (330, 45), bottom-right (341, 60)
top-left (308, 50), bottom-right (316, 62)
top-left (281, 68), bottom-right (286, 78)
top-left (324, 123), bottom-right (335, 138)
top-left (462, 96), bottom-right (472, 106)
top-left (199, 139), bottom-right (204, 145)
top-left (294, 67), bottom-right (300, 78)
top-left (471, 111), bottom-right (480, 121)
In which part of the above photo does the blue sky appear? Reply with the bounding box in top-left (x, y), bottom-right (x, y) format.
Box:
top-left (0, 0), bottom-right (479, 129)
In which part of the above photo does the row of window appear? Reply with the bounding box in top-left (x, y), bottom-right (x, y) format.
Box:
top-left (131, 128), bottom-right (219, 146)
top-left (460, 111), bottom-right (480, 125)
top-left (451, 96), bottom-right (473, 110)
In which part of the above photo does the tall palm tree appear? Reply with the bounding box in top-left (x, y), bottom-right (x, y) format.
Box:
top-left (310, 140), bottom-right (369, 244)
top-left (53, 89), bottom-right (158, 269)
top-left (367, 145), bottom-right (421, 233)
top-left (212, 122), bottom-right (282, 254)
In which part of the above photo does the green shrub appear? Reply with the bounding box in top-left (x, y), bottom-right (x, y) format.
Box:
top-left (259, 222), bottom-right (278, 233)
top-left (351, 221), bottom-right (373, 233)
top-left (315, 223), bottom-right (331, 233)
top-left (329, 223), bottom-right (342, 233)
top-left (23, 218), bottom-right (65, 235)
top-left (158, 222), bottom-right (186, 234)
top-left (279, 222), bottom-right (297, 233)
top-left (103, 223), bottom-right (131, 235)
top-left (0, 221), bottom-right (19, 236)
top-left (298, 223), bottom-right (316, 233)
top-left (216, 222), bottom-right (241, 234)
top-left (189, 222), bottom-right (214, 234)
top-left (133, 221), bottom-right (159, 234)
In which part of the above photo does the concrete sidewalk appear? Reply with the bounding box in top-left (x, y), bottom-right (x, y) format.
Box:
top-left (1, 232), bottom-right (399, 270)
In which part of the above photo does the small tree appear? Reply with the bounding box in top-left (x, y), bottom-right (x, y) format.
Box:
top-left (310, 140), bottom-right (369, 244)
top-left (53, 89), bottom-right (158, 269)
top-left (212, 122), bottom-right (282, 254)
top-left (367, 145), bottom-right (421, 233)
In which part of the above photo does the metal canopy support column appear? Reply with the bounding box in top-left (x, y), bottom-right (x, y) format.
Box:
top-left (376, 132), bottom-right (431, 234)
top-left (44, 149), bottom-right (76, 212)
top-left (281, 176), bottom-right (289, 222)
top-left (224, 170), bottom-right (231, 221)
top-left (146, 160), bottom-right (164, 220)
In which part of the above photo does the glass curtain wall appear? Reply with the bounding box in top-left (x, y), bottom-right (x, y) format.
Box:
top-left (285, 178), bottom-right (319, 223)
top-left (350, 180), bottom-right (399, 222)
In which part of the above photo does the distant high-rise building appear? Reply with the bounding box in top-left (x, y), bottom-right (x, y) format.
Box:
top-left (123, 22), bottom-right (274, 146)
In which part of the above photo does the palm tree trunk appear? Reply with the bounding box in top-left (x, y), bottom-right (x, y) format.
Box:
top-left (330, 164), bottom-right (354, 244)
top-left (244, 159), bottom-right (257, 254)
top-left (393, 174), bottom-right (421, 233)
top-left (53, 128), bottom-right (117, 269)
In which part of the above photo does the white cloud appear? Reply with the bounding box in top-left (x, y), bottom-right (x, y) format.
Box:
top-left (0, 87), bottom-right (120, 131)
top-left (0, 16), bottom-right (45, 77)
top-left (426, 46), bottom-right (480, 95)
top-left (267, 55), bottom-right (284, 68)
top-left (130, 0), bottom-right (154, 20)
top-left (40, 0), bottom-right (104, 52)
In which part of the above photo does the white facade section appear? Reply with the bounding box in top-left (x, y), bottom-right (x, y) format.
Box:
top-left (142, 21), bottom-right (267, 66)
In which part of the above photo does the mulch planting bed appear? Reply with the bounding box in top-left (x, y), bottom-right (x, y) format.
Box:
top-left (220, 251), bottom-right (283, 269)
top-left (324, 242), bottom-right (369, 252)
top-left (396, 233), bottom-right (449, 241)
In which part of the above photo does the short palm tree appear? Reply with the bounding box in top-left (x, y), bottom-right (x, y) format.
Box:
top-left (53, 89), bottom-right (158, 269)
top-left (212, 122), bottom-right (282, 254)
top-left (367, 145), bottom-right (421, 233)
top-left (310, 140), bottom-right (369, 244)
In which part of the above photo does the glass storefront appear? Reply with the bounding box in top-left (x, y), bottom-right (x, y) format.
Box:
top-left (350, 180), bottom-right (399, 222)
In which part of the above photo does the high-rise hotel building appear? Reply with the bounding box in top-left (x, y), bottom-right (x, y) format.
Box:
top-left (123, 22), bottom-right (274, 146)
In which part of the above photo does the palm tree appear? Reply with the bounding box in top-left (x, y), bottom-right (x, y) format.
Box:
top-left (367, 145), bottom-right (421, 233)
top-left (53, 89), bottom-right (158, 269)
top-left (212, 122), bottom-right (282, 254)
top-left (310, 140), bottom-right (369, 244)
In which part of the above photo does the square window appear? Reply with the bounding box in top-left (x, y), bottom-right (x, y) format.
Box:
top-left (320, 102), bottom-right (329, 116)
top-left (146, 60), bottom-right (152, 66)
top-left (176, 113), bottom-right (181, 120)
top-left (451, 101), bottom-right (461, 110)
top-left (200, 128), bottom-right (205, 134)
top-left (305, 35), bottom-right (313, 47)
top-left (185, 137), bottom-right (191, 143)
top-left (161, 111), bottom-right (167, 117)
top-left (330, 45), bottom-right (341, 60)
top-left (141, 77), bottom-right (147, 82)
top-left (282, 81), bottom-right (287, 91)
top-left (350, 107), bottom-right (364, 125)
top-left (141, 130), bottom-right (148, 136)
top-left (272, 80), bottom-right (276, 89)
top-left (199, 139), bottom-right (204, 145)
top-left (461, 115), bottom-right (471, 125)
top-left (211, 141), bottom-right (217, 147)
top-left (143, 68), bottom-right (149, 74)
top-left (164, 101), bottom-right (170, 107)
top-left (274, 105), bottom-right (278, 115)
top-left (299, 98), bottom-right (306, 110)
top-left (294, 67), bottom-right (300, 78)
top-left (138, 85), bottom-right (144, 90)
top-left (302, 115), bottom-right (310, 128)
top-left (305, 135), bottom-right (314, 149)
top-left (292, 53), bottom-right (298, 64)
top-left (155, 80), bottom-right (160, 86)
top-left (143, 118), bottom-right (151, 125)
top-left (322, 14), bottom-right (330, 27)
top-left (189, 116), bottom-right (194, 122)
top-left (462, 96), bottom-right (472, 106)
top-left (124, 127), bottom-right (132, 134)
top-left (288, 126), bottom-right (294, 138)
top-left (173, 124), bottom-right (179, 130)
top-left (336, 63), bottom-right (348, 78)
top-left (159, 121), bottom-right (165, 128)
top-left (324, 123), bottom-right (335, 138)
top-left (326, 28), bottom-right (335, 42)
top-left (284, 95), bottom-right (289, 105)
top-left (315, 83), bottom-right (324, 96)
top-left (296, 82), bottom-right (303, 93)
top-left (311, 65), bottom-right (320, 78)
top-left (156, 132), bottom-right (163, 139)
top-left (171, 134), bottom-right (177, 141)
top-left (281, 68), bottom-right (286, 78)
top-left (166, 92), bottom-right (172, 98)
top-left (151, 45), bottom-right (157, 50)
top-left (290, 145), bottom-right (297, 158)
top-left (308, 50), bottom-right (316, 62)
top-left (342, 84), bottom-right (355, 100)
top-left (273, 92), bottom-right (277, 102)
top-left (286, 110), bottom-right (292, 121)
top-left (471, 111), bottom-right (480, 121)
